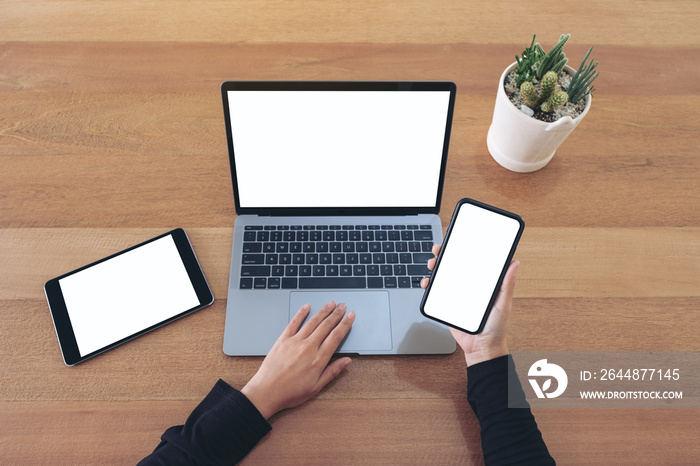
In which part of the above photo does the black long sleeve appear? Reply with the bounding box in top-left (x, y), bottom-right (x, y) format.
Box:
top-left (467, 355), bottom-right (555, 465)
top-left (139, 379), bottom-right (271, 466)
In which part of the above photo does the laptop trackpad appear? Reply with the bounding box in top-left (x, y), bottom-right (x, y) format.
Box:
top-left (289, 291), bottom-right (392, 352)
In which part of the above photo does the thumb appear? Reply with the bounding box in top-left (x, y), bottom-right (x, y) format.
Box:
top-left (314, 357), bottom-right (352, 393)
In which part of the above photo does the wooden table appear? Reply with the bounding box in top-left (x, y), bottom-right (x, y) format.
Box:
top-left (1, 1), bottom-right (699, 464)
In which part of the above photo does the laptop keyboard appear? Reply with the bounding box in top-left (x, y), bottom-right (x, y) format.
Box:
top-left (239, 224), bottom-right (435, 290)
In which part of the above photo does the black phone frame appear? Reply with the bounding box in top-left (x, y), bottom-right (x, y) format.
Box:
top-left (420, 198), bottom-right (524, 335)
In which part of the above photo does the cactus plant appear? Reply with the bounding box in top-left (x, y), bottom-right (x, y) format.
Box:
top-left (541, 91), bottom-right (569, 112)
top-left (519, 71), bottom-right (568, 112)
top-left (514, 34), bottom-right (570, 87)
top-left (514, 34), bottom-right (598, 113)
top-left (566, 46), bottom-right (599, 104)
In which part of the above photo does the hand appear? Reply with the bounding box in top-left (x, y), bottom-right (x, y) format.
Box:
top-left (421, 244), bottom-right (519, 367)
top-left (240, 301), bottom-right (355, 419)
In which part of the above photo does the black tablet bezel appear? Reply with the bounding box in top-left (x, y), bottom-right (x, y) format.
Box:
top-left (420, 198), bottom-right (525, 335)
top-left (44, 228), bottom-right (214, 366)
top-left (220, 80), bottom-right (457, 217)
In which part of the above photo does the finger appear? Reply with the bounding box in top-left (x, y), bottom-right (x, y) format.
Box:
top-left (431, 243), bottom-right (441, 256)
top-left (283, 304), bottom-right (311, 338)
top-left (420, 276), bottom-right (430, 289)
top-left (297, 300), bottom-right (336, 338)
top-left (311, 303), bottom-right (348, 345)
top-left (314, 357), bottom-right (352, 394)
top-left (492, 260), bottom-right (519, 316)
top-left (319, 310), bottom-right (355, 354)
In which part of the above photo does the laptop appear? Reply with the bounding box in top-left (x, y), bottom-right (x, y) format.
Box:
top-left (221, 81), bottom-right (457, 356)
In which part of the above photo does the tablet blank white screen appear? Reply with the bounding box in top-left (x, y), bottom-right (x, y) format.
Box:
top-left (59, 235), bottom-right (201, 356)
top-left (423, 203), bottom-right (520, 333)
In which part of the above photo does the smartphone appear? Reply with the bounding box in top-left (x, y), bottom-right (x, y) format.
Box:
top-left (420, 199), bottom-right (524, 334)
top-left (45, 228), bottom-right (214, 365)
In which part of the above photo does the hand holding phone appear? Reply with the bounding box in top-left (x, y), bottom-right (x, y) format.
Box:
top-left (420, 199), bottom-right (524, 334)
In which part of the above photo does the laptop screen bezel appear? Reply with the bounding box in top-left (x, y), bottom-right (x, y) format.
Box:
top-left (221, 81), bottom-right (457, 216)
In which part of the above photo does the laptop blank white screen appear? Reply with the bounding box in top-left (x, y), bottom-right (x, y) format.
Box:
top-left (227, 90), bottom-right (451, 209)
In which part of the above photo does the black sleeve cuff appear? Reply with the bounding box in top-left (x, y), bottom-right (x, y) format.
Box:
top-left (467, 355), bottom-right (555, 465)
top-left (141, 379), bottom-right (272, 465)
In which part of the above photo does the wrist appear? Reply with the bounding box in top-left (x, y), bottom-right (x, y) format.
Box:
top-left (464, 344), bottom-right (509, 367)
top-left (241, 379), bottom-right (277, 420)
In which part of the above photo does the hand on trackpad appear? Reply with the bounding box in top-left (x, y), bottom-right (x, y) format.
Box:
top-left (289, 291), bottom-right (392, 352)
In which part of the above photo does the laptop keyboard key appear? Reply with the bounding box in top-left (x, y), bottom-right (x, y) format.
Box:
top-left (268, 277), bottom-right (281, 289)
top-left (367, 277), bottom-right (383, 288)
top-left (241, 266), bottom-right (270, 276)
top-left (282, 278), bottom-right (298, 289)
top-left (240, 278), bottom-right (253, 289)
top-left (299, 277), bottom-right (366, 289)
top-left (242, 243), bottom-right (262, 253)
top-left (242, 254), bottom-right (264, 264)
top-left (408, 264), bottom-right (431, 276)
top-left (413, 253), bottom-right (434, 263)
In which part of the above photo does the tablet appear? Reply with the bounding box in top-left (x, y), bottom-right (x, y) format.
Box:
top-left (45, 228), bottom-right (214, 365)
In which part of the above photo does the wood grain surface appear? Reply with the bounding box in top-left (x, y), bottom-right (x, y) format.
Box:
top-left (1, 1), bottom-right (699, 464)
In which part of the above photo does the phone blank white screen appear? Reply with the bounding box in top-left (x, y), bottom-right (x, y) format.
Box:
top-left (423, 203), bottom-right (521, 333)
top-left (227, 90), bottom-right (451, 208)
top-left (59, 235), bottom-right (201, 356)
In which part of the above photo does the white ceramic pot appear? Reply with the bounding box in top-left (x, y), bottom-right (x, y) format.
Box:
top-left (487, 62), bottom-right (592, 173)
